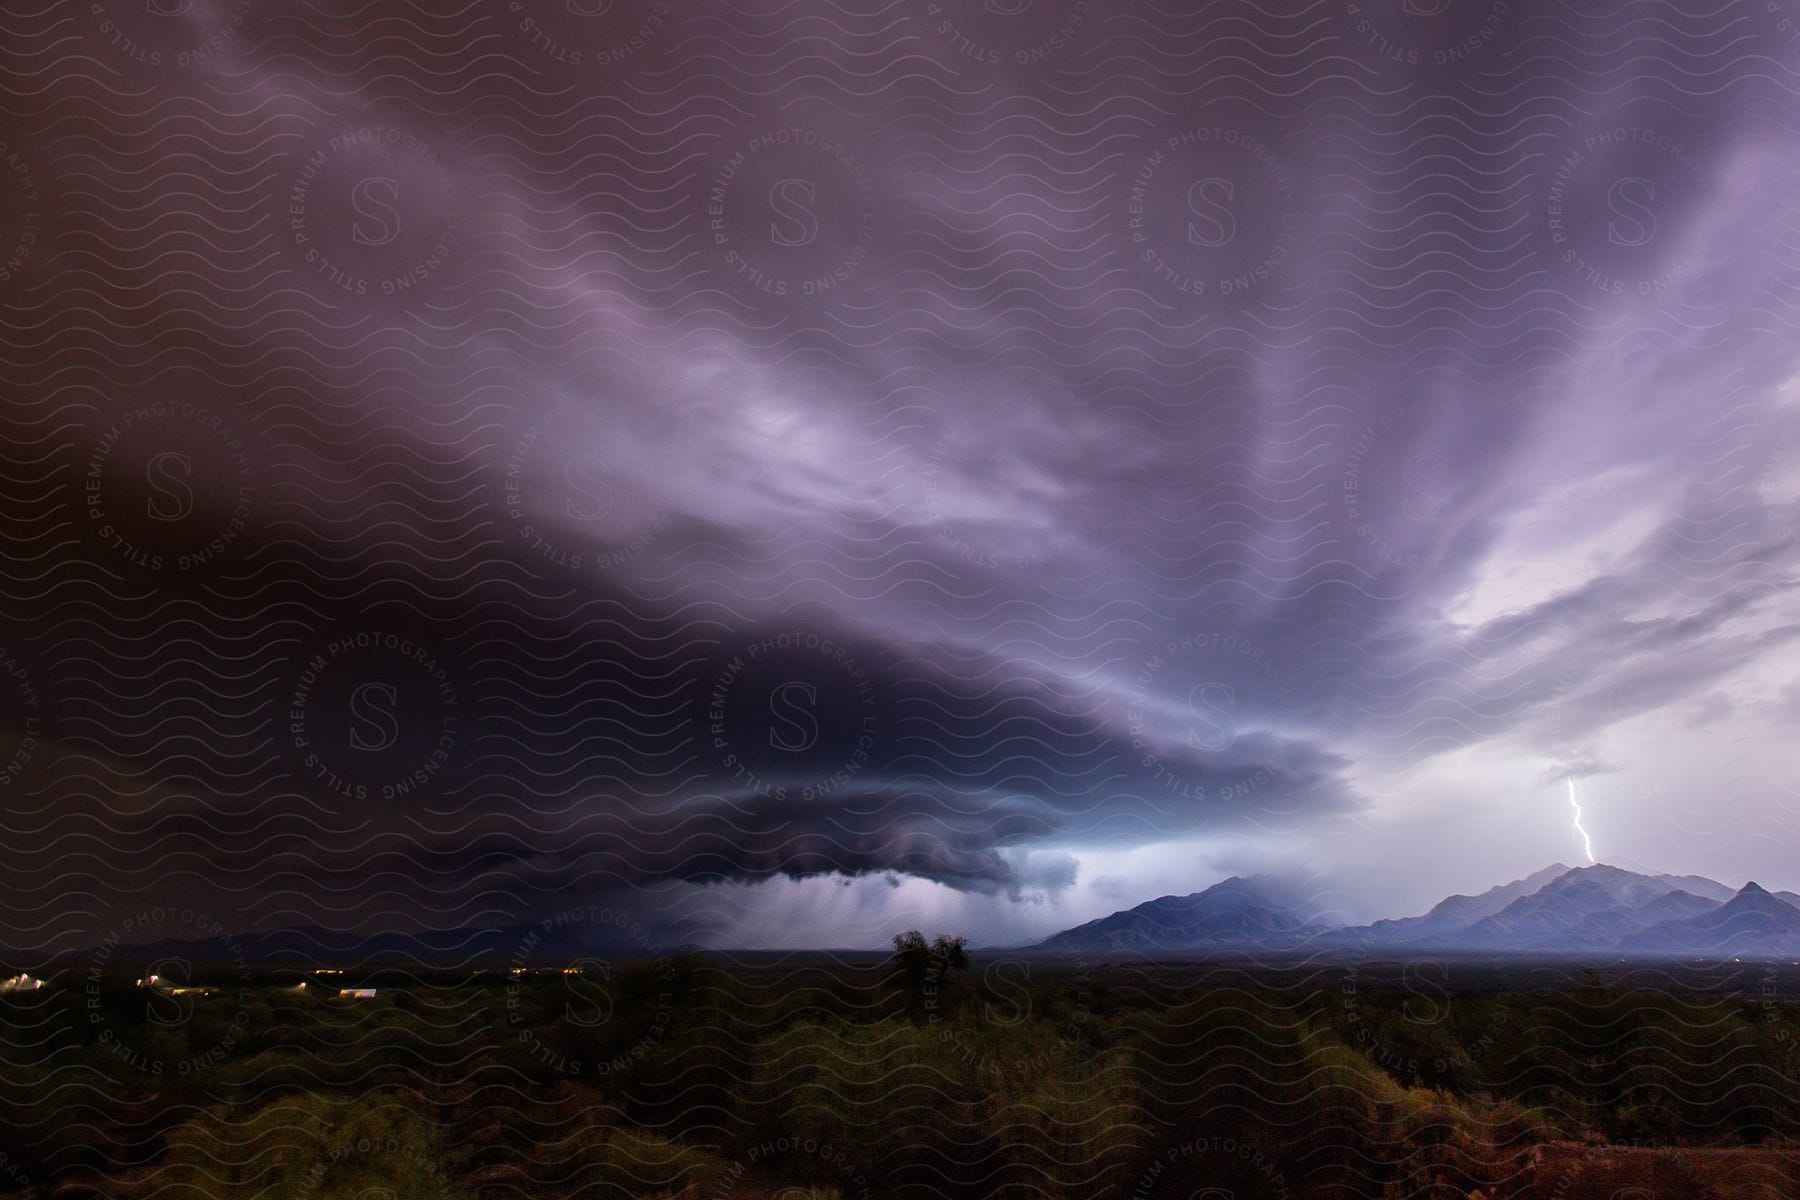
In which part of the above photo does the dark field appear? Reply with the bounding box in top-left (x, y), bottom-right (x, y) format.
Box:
top-left (4, 954), bottom-right (1800, 1199)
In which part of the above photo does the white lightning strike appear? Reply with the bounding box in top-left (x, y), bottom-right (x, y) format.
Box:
top-left (1566, 777), bottom-right (1597, 865)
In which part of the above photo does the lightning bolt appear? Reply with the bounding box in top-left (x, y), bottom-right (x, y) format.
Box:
top-left (1566, 777), bottom-right (1597, 865)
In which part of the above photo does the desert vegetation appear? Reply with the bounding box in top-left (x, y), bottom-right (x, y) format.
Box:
top-left (2, 945), bottom-right (1798, 1198)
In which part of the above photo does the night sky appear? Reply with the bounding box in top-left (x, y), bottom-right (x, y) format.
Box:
top-left (3, 0), bottom-right (1799, 953)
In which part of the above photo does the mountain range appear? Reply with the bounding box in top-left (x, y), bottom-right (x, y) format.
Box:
top-left (1033, 864), bottom-right (1800, 959)
top-left (13, 863), bottom-right (1800, 969)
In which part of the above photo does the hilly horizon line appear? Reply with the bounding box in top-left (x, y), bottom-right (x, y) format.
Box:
top-left (1027, 860), bottom-right (1800, 960)
top-left (13, 860), bottom-right (1800, 965)
top-left (1061, 860), bottom-right (1783, 928)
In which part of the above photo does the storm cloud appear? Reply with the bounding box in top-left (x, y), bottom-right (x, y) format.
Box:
top-left (2, 0), bottom-right (1799, 952)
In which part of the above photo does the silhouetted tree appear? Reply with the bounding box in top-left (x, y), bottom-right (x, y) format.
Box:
top-left (888, 930), bottom-right (969, 1017)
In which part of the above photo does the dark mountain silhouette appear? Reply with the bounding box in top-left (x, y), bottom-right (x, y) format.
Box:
top-left (1638, 888), bottom-right (1724, 924)
top-left (29, 865), bottom-right (1800, 967)
top-left (1458, 864), bottom-right (1708, 949)
top-left (1624, 882), bottom-right (1800, 956)
top-left (1326, 862), bottom-right (1572, 947)
top-left (1037, 864), bottom-right (1800, 959)
top-left (1033, 875), bottom-right (1331, 953)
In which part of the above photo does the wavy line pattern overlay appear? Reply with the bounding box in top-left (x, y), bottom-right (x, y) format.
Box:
top-left (5, 0), bottom-right (1800, 1197)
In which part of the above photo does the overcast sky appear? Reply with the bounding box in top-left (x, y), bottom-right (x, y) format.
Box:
top-left (3, 0), bottom-right (1799, 952)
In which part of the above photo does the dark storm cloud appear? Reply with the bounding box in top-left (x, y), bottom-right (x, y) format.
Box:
top-left (4, 0), bottom-right (1800, 949)
top-left (1, 547), bottom-right (1357, 940)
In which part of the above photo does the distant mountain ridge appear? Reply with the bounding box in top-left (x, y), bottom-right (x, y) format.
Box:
top-left (1622, 881), bottom-right (1800, 956)
top-left (14, 864), bottom-right (1800, 968)
top-left (1033, 875), bottom-right (1332, 954)
top-left (1034, 864), bottom-right (1800, 960)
